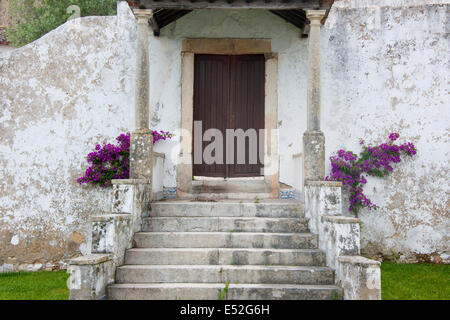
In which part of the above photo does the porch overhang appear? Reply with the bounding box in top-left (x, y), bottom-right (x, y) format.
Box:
top-left (136, 0), bottom-right (334, 36)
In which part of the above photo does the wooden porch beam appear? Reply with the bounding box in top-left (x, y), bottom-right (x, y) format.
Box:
top-left (139, 0), bottom-right (330, 10)
top-left (149, 15), bottom-right (160, 36)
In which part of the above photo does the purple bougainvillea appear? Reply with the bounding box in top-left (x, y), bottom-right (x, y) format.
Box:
top-left (326, 133), bottom-right (417, 214)
top-left (77, 131), bottom-right (173, 187)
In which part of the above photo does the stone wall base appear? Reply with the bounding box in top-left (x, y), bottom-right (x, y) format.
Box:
top-left (305, 181), bottom-right (382, 300)
top-left (302, 131), bottom-right (325, 183)
top-left (130, 130), bottom-right (153, 181)
top-left (337, 256), bottom-right (382, 300)
top-left (68, 254), bottom-right (114, 300)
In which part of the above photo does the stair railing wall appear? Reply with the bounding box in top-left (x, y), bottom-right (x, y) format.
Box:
top-left (304, 181), bottom-right (382, 300)
top-left (67, 153), bottom-right (163, 300)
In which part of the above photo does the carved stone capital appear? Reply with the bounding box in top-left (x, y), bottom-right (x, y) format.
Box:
top-left (133, 9), bottom-right (153, 23)
top-left (306, 9), bottom-right (326, 26)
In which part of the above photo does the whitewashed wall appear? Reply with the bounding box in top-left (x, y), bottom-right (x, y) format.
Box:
top-left (0, 3), bottom-right (136, 271)
top-left (322, 0), bottom-right (449, 262)
top-left (0, 1), bottom-right (448, 270)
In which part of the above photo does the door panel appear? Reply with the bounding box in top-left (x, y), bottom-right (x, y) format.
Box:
top-left (193, 54), bottom-right (265, 178)
top-left (193, 54), bottom-right (229, 177)
top-left (228, 55), bottom-right (265, 177)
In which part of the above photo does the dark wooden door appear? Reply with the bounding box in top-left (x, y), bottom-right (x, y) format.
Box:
top-left (193, 54), bottom-right (229, 177)
top-left (193, 54), bottom-right (265, 178)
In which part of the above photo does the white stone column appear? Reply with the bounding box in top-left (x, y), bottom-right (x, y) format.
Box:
top-left (306, 10), bottom-right (326, 132)
top-left (130, 9), bottom-right (153, 181)
top-left (303, 10), bottom-right (327, 184)
top-left (133, 9), bottom-right (152, 131)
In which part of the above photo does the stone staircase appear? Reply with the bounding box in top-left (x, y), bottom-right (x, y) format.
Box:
top-left (107, 200), bottom-right (343, 300)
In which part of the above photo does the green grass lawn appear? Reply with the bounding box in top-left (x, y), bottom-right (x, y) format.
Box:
top-left (0, 270), bottom-right (69, 300)
top-left (381, 262), bottom-right (450, 300)
top-left (0, 263), bottom-right (448, 300)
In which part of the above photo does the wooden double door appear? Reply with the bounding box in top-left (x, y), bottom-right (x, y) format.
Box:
top-left (193, 54), bottom-right (265, 178)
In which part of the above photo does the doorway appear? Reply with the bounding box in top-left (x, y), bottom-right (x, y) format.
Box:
top-left (193, 54), bottom-right (265, 178)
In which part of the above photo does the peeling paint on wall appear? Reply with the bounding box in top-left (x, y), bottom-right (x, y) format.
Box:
top-left (0, 2), bottom-right (137, 270)
top-left (323, 0), bottom-right (449, 262)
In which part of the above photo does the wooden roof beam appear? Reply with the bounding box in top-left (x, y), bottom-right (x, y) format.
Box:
top-left (139, 0), bottom-right (330, 10)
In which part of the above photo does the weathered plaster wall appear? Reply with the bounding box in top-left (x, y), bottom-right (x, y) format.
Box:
top-left (0, 3), bottom-right (136, 271)
top-left (322, 0), bottom-right (449, 262)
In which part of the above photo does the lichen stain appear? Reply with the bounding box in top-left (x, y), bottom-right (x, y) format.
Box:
top-left (0, 226), bottom-right (83, 269)
top-left (68, 231), bottom-right (86, 252)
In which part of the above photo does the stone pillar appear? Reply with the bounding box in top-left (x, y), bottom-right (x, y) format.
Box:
top-left (130, 9), bottom-right (153, 181)
top-left (303, 10), bottom-right (327, 184)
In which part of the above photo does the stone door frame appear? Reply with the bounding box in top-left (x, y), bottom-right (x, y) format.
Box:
top-left (177, 38), bottom-right (280, 197)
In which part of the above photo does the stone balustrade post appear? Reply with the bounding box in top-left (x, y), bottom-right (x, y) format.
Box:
top-left (130, 9), bottom-right (153, 181)
top-left (303, 10), bottom-right (327, 184)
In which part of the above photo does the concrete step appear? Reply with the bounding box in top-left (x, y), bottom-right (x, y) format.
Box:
top-left (133, 232), bottom-right (318, 249)
top-left (183, 178), bottom-right (274, 199)
top-left (125, 248), bottom-right (326, 266)
top-left (150, 200), bottom-right (304, 218)
top-left (142, 217), bottom-right (309, 233)
top-left (107, 283), bottom-right (343, 300)
top-left (116, 265), bottom-right (334, 285)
